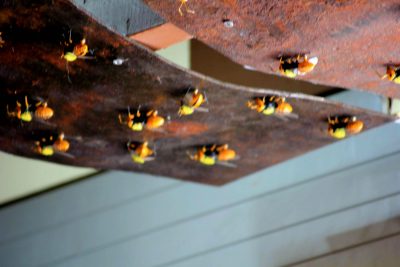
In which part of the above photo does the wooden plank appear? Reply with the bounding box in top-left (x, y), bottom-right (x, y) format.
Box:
top-left (1, 150), bottom-right (400, 267)
top-left (0, 171), bottom-right (180, 244)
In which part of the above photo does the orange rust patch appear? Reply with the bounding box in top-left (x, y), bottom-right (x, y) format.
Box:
top-left (0, 9), bottom-right (13, 24)
top-left (164, 121), bottom-right (209, 138)
top-left (223, 0), bottom-right (239, 8)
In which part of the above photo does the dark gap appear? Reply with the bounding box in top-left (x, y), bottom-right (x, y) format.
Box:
top-left (190, 39), bottom-right (343, 97)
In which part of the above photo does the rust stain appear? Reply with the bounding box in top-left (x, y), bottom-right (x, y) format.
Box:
top-left (0, 8), bottom-right (13, 24)
top-left (164, 121), bottom-right (209, 138)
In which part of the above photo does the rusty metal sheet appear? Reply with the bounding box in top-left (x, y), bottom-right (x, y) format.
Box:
top-left (0, 0), bottom-right (393, 185)
top-left (144, 0), bottom-right (400, 98)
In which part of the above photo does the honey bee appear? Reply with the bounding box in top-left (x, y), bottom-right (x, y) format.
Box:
top-left (7, 96), bottom-right (54, 122)
top-left (127, 141), bottom-right (155, 164)
top-left (119, 107), bottom-right (165, 131)
top-left (328, 115), bottom-right (364, 139)
top-left (178, 88), bottom-right (208, 116)
top-left (381, 65), bottom-right (400, 84)
top-left (34, 132), bottom-right (70, 157)
top-left (0, 32), bottom-right (4, 48)
top-left (178, 0), bottom-right (195, 16)
top-left (62, 29), bottom-right (89, 62)
top-left (279, 55), bottom-right (318, 78)
top-left (7, 96), bottom-right (32, 122)
top-left (189, 144), bottom-right (237, 167)
top-left (61, 30), bottom-right (93, 83)
top-left (247, 95), bottom-right (298, 120)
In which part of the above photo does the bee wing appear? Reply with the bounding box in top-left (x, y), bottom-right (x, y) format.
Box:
top-left (274, 114), bottom-right (289, 122)
top-left (275, 112), bottom-right (299, 121)
top-left (308, 56), bottom-right (318, 65)
top-left (216, 161), bottom-right (237, 168)
top-left (69, 135), bottom-right (83, 142)
top-left (195, 107), bottom-right (209, 113)
top-left (182, 93), bottom-right (194, 105)
top-left (284, 112), bottom-right (299, 119)
top-left (232, 155), bottom-right (240, 161)
top-left (144, 157), bottom-right (156, 162)
top-left (203, 91), bottom-right (208, 103)
top-left (78, 55), bottom-right (95, 60)
top-left (147, 127), bottom-right (166, 133)
top-left (32, 96), bottom-right (46, 103)
top-left (34, 118), bottom-right (57, 127)
top-left (56, 151), bottom-right (75, 159)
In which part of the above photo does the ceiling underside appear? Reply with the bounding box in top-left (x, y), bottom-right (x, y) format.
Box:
top-left (0, 0), bottom-right (393, 185)
top-left (144, 0), bottom-right (400, 98)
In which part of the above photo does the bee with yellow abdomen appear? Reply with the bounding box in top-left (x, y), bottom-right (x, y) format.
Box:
top-left (279, 54), bottom-right (318, 78)
top-left (7, 96), bottom-right (54, 122)
top-left (247, 95), bottom-right (298, 120)
top-left (127, 141), bottom-right (155, 164)
top-left (61, 29), bottom-right (89, 62)
top-left (34, 132), bottom-right (70, 157)
top-left (178, 88), bottom-right (208, 116)
top-left (328, 115), bottom-right (364, 139)
top-left (7, 96), bottom-right (33, 122)
top-left (119, 107), bottom-right (165, 131)
top-left (382, 65), bottom-right (400, 84)
top-left (61, 30), bottom-right (93, 82)
top-left (189, 144), bottom-right (237, 167)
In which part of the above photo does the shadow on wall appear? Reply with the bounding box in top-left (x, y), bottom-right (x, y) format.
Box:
top-left (284, 216), bottom-right (400, 267)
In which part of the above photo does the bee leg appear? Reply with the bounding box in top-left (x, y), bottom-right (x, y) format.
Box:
top-left (24, 96), bottom-right (30, 110)
top-left (118, 114), bottom-right (124, 124)
top-left (274, 114), bottom-right (289, 122)
top-left (178, 1), bottom-right (184, 16)
top-left (216, 161), bottom-right (237, 168)
top-left (6, 105), bottom-right (11, 116)
top-left (144, 157), bottom-right (156, 162)
top-left (203, 91), bottom-right (208, 103)
top-left (65, 62), bottom-right (72, 84)
top-left (68, 29), bottom-right (72, 44)
top-left (187, 151), bottom-right (196, 161)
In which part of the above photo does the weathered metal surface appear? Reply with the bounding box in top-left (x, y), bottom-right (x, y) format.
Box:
top-left (0, 0), bottom-right (393, 185)
top-left (144, 0), bottom-right (400, 98)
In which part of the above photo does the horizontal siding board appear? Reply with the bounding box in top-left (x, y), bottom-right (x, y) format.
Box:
top-left (164, 195), bottom-right (400, 267)
top-left (292, 234), bottom-right (400, 267)
top-left (0, 171), bottom-right (179, 244)
top-left (1, 151), bottom-right (400, 267)
top-left (328, 90), bottom-right (385, 112)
